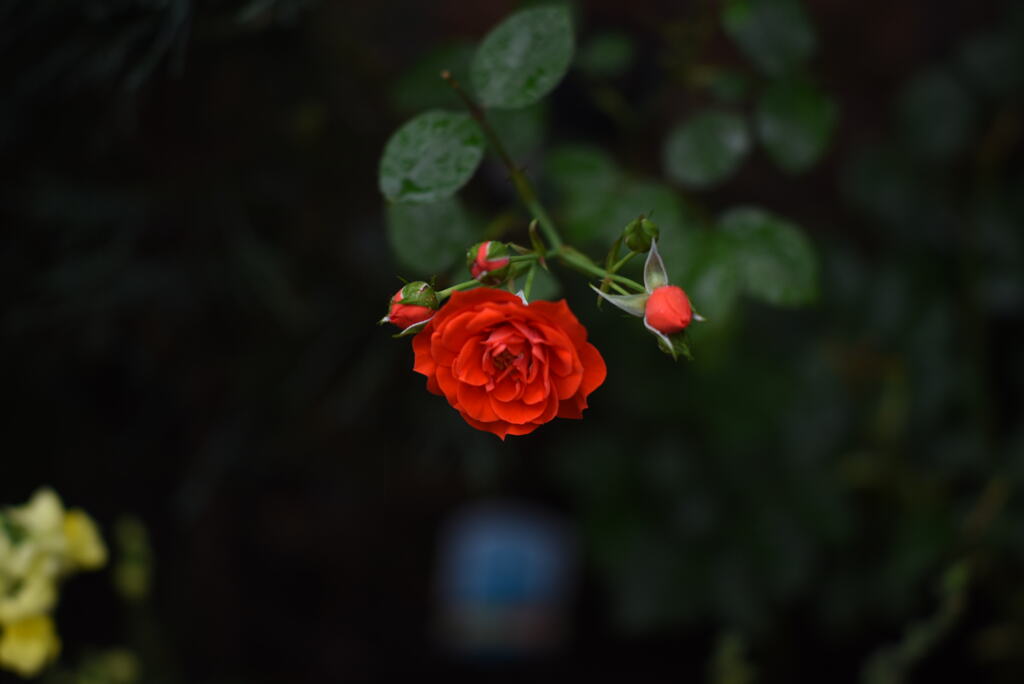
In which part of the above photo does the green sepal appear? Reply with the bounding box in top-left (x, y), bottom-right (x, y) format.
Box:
top-left (391, 318), bottom-right (432, 338)
top-left (655, 330), bottom-right (695, 362)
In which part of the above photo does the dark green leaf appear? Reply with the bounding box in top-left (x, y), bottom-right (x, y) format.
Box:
top-left (957, 29), bottom-right (1024, 98)
top-left (379, 110), bottom-right (484, 203)
top-left (756, 75), bottom-right (838, 173)
top-left (710, 70), bottom-right (752, 104)
top-left (719, 207), bottom-right (818, 306)
top-left (663, 110), bottom-right (751, 188)
top-left (577, 31), bottom-right (634, 78)
top-left (662, 229), bottom-right (741, 321)
top-left (897, 69), bottom-right (976, 162)
top-left (487, 103), bottom-right (546, 161)
top-left (546, 144), bottom-right (620, 197)
top-left (722, 0), bottom-right (816, 76)
top-left (389, 42), bottom-right (474, 114)
top-left (386, 197), bottom-right (478, 275)
top-left (471, 5), bottom-right (575, 109)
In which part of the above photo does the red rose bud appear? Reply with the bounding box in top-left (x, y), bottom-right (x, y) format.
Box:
top-left (467, 241), bottom-right (511, 284)
top-left (623, 216), bottom-right (659, 252)
top-left (383, 281), bottom-right (437, 330)
top-left (644, 285), bottom-right (693, 334)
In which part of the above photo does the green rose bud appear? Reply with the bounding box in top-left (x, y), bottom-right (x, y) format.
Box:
top-left (466, 241), bottom-right (511, 285)
top-left (623, 216), bottom-right (659, 252)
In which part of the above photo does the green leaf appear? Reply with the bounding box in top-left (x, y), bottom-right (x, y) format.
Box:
top-left (663, 110), bottom-right (751, 188)
top-left (389, 42), bottom-right (474, 114)
top-left (386, 197), bottom-right (478, 275)
top-left (471, 5), bottom-right (575, 109)
top-left (897, 69), bottom-right (976, 162)
top-left (662, 229), bottom-right (741, 321)
top-left (756, 76), bottom-right (838, 173)
top-left (577, 31), bottom-right (634, 78)
top-left (547, 144), bottom-right (621, 196)
top-left (718, 207), bottom-right (818, 306)
top-left (722, 0), bottom-right (816, 76)
top-left (487, 103), bottom-right (547, 161)
top-left (547, 144), bottom-right (623, 242)
top-left (379, 110), bottom-right (484, 203)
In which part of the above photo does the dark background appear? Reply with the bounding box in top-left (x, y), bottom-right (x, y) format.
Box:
top-left (2, 0), bottom-right (1023, 682)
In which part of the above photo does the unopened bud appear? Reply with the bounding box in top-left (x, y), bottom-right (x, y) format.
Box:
top-left (644, 285), bottom-right (692, 334)
top-left (624, 216), bottom-right (659, 252)
top-left (382, 281), bottom-right (437, 330)
top-left (467, 241), bottom-right (511, 285)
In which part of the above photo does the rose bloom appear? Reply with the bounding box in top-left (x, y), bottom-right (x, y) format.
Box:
top-left (644, 285), bottom-right (692, 334)
top-left (412, 288), bottom-right (606, 439)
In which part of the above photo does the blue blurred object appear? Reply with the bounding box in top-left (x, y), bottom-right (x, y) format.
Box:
top-left (435, 501), bottom-right (576, 659)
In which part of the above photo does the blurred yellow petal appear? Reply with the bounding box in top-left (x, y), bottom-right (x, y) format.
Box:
top-left (0, 614), bottom-right (61, 677)
top-left (0, 573), bottom-right (57, 624)
top-left (63, 510), bottom-right (107, 571)
top-left (14, 490), bottom-right (65, 538)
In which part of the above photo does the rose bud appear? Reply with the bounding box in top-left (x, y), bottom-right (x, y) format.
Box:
top-left (381, 281), bottom-right (438, 331)
top-left (467, 241), bottom-right (511, 285)
top-left (644, 285), bottom-right (693, 334)
top-left (623, 216), bottom-right (659, 252)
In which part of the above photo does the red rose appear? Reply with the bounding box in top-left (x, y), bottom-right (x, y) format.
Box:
top-left (412, 288), bottom-right (606, 439)
top-left (644, 285), bottom-right (692, 334)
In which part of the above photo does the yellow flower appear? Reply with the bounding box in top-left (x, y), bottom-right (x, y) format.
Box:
top-left (0, 614), bottom-right (61, 677)
top-left (0, 571), bottom-right (57, 624)
top-left (63, 510), bottom-right (107, 571)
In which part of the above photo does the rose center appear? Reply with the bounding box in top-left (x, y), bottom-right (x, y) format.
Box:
top-left (492, 349), bottom-right (516, 370)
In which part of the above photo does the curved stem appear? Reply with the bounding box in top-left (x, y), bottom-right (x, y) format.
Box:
top-left (442, 71), bottom-right (563, 249)
top-left (610, 250), bottom-right (639, 273)
top-left (523, 264), bottom-right (537, 300)
top-left (556, 247), bottom-right (646, 293)
top-left (436, 279), bottom-right (480, 301)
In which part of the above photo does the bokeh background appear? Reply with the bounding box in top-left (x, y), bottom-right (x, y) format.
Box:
top-left (2, 0), bottom-right (1023, 682)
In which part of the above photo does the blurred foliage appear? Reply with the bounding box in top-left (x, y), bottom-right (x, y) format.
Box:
top-left (2, 0), bottom-right (1023, 682)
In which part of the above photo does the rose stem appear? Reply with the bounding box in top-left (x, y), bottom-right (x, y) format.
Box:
top-left (440, 71), bottom-right (645, 295)
top-left (441, 70), bottom-right (562, 250)
top-left (523, 264), bottom-right (537, 300)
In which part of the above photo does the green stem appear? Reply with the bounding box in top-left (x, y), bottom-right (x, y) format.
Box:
top-left (437, 279), bottom-right (480, 301)
top-left (556, 246), bottom-right (646, 293)
top-left (610, 250), bottom-right (639, 273)
top-left (523, 264), bottom-right (537, 300)
top-left (442, 71), bottom-right (563, 249)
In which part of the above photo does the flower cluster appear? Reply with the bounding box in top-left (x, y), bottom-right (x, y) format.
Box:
top-left (0, 489), bottom-right (106, 677)
top-left (380, 212), bottom-right (702, 438)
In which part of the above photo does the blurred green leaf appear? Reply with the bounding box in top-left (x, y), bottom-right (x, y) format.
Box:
top-left (957, 29), bottom-right (1024, 98)
top-left (547, 143), bottom-right (621, 196)
top-left (524, 266), bottom-right (562, 301)
top-left (897, 69), bottom-right (976, 162)
top-left (378, 110), bottom-right (484, 203)
top-left (386, 197), bottom-right (478, 275)
top-left (663, 229), bottom-right (741, 321)
top-left (663, 110), bottom-right (751, 188)
top-left (603, 181), bottom-right (688, 245)
top-left (471, 5), bottom-right (574, 109)
top-left (709, 70), bottom-right (752, 104)
top-left (722, 0), bottom-right (816, 76)
top-left (577, 31), bottom-right (634, 78)
top-left (389, 42), bottom-right (474, 114)
top-left (756, 75), bottom-right (838, 173)
top-left (546, 144), bottom-right (622, 242)
top-left (719, 207), bottom-right (818, 307)
top-left (487, 102), bottom-right (546, 161)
